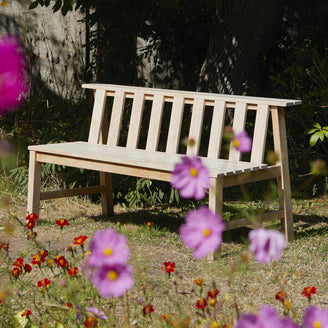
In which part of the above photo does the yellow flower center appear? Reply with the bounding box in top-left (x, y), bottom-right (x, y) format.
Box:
top-left (313, 321), bottom-right (322, 328)
top-left (108, 270), bottom-right (118, 280)
top-left (190, 167), bottom-right (198, 177)
top-left (104, 248), bottom-right (113, 256)
top-left (203, 228), bottom-right (211, 237)
top-left (233, 139), bottom-right (240, 147)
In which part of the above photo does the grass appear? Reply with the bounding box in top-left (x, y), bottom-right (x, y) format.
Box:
top-left (0, 194), bottom-right (328, 327)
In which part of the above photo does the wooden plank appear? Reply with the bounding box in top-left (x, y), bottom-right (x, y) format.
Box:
top-left (224, 210), bottom-right (285, 231)
top-left (146, 94), bottom-right (165, 151)
top-left (100, 172), bottom-right (114, 216)
top-left (126, 92), bottom-right (145, 149)
top-left (166, 96), bottom-right (185, 154)
top-left (82, 84), bottom-right (302, 107)
top-left (250, 104), bottom-right (269, 163)
top-left (107, 90), bottom-right (125, 146)
top-left (27, 151), bottom-right (41, 215)
top-left (186, 98), bottom-right (205, 155)
top-left (207, 100), bottom-right (226, 159)
top-left (229, 102), bottom-right (247, 161)
top-left (40, 185), bottom-right (105, 200)
top-left (88, 89), bottom-right (107, 144)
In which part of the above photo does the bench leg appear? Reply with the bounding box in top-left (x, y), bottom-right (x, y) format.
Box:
top-left (207, 177), bottom-right (223, 261)
top-left (271, 106), bottom-right (294, 242)
top-left (27, 151), bottom-right (41, 215)
top-left (100, 172), bottom-right (114, 217)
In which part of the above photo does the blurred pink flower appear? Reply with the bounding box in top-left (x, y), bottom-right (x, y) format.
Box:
top-left (179, 206), bottom-right (225, 258)
top-left (231, 131), bottom-right (252, 153)
top-left (235, 304), bottom-right (300, 328)
top-left (91, 263), bottom-right (134, 298)
top-left (303, 306), bottom-right (328, 328)
top-left (170, 156), bottom-right (210, 200)
top-left (248, 228), bottom-right (286, 264)
top-left (0, 35), bottom-right (29, 114)
top-left (88, 228), bottom-right (130, 267)
top-left (86, 306), bottom-right (108, 320)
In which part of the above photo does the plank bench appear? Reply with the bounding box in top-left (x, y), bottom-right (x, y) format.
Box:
top-left (27, 83), bottom-right (301, 249)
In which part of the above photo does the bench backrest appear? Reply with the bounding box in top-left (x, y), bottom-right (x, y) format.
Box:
top-left (83, 84), bottom-right (301, 165)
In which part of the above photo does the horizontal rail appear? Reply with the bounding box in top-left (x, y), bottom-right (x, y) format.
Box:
top-left (40, 185), bottom-right (105, 200)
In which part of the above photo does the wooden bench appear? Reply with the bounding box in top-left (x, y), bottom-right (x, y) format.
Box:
top-left (27, 83), bottom-right (301, 246)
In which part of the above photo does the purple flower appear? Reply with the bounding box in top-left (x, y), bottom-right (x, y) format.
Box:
top-left (303, 306), bottom-right (328, 328)
top-left (170, 156), bottom-right (210, 200)
top-left (231, 131), bottom-right (252, 153)
top-left (235, 305), bottom-right (300, 328)
top-left (0, 35), bottom-right (29, 114)
top-left (88, 228), bottom-right (130, 267)
top-left (179, 206), bottom-right (225, 259)
top-left (91, 263), bottom-right (134, 298)
top-left (248, 228), bottom-right (286, 264)
top-left (86, 307), bottom-right (108, 320)
top-left (75, 305), bottom-right (82, 323)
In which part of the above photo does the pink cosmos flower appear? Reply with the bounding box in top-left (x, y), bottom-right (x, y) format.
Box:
top-left (170, 156), bottom-right (210, 200)
top-left (179, 206), bottom-right (225, 258)
top-left (235, 304), bottom-right (300, 328)
top-left (88, 228), bottom-right (130, 267)
top-left (91, 263), bottom-right (134, 298)
top-left (231, 131), bottom-right (252, 153)
top-left (0, 35), bottom-right (29, 114)
top-left (248, 228), bottom-right (286, 264)
top-left (86, 307), bottom-right (108, 320)
top-left (303, 306), bottom-right (328, 328)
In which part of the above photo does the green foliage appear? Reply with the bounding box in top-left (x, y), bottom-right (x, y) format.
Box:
top-left (307, 123), bottom-right (328, 146)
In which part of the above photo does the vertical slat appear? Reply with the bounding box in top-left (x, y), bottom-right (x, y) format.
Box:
top-left (88, 89), bottom-right (107, 144)
top-left (229, 102), bottom-right (247, 161)
top-left (250, 104), bottom-right (269, 163)
top-left (186, 98), bottom-right (205, 155)
top-left (107, 90), bottom-right (126, 146)
top-left (207, 100), bottom-right (226, 159)
top-left (166, 96), bottom-right (185, 154)
top-left (146, 94), bottom-right (165, 151)
top-left (126, 92), bottom-right (145, 149)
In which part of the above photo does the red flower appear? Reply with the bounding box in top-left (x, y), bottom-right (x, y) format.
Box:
top-left (195, 298), bottom-right (207, 309)
top-left (24, 264), bottom-right (32, 273)
top-left (12, 257), bottom-right (24, 268)
top-left (31, 254), bottom-right (41, 266)
top-left (142, 304), bottom-right (154, 316)
top-left (37, 278), bottom-right (51, 289)
top-left (54, 255), bottom-right (69, 268)
top-left (0, 241), bottom-right (9, 251)
top-left (39, 250), bottom-right (48, 262)
top-left (275, 291), bottom-right (286, 303)
top-left (64, 302), bottom-right (73, 308)
top-left (302, 286), bottom-right (317, 298)
top-left (207, 290), bottom-right (219, 299)
top-left (21, 310), bottom-right (32, 317)
top-left (73, 235), bottom-right (88, 246)
top-left (84, 316), bottom-right (98, 327)
top-left (25, 213), bottom-right (39, 222)
top-left (68, 267), bottom-right (78, 276)
top-left (11, 267), bottom-right (21, 279)
top-left (161, 261), bottom-right (176, 274)
top-left (25, 220), bottom-right (35, 230)
top-left (56, 219), bottom-right (70, 228)
top-left (27, 232), bottom-right (37, 240)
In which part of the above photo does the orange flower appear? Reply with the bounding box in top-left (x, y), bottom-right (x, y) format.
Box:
top-left (142, 304), bottom-right (154, 316)
top-left (54, 255), bottom-right (69, 268)
top-left (146, 222), bottom-right (153, 228)
top-left (275, 291), bottom-right (286, 303)
top-left (84, 316), bottom-right (98, 327)
top-left (31, 254), bottom-right (41, 266)
top-left (68, 267), bottom-right (78, 276)
top-left (302, 286), bottom-right (317, 298)
top-left (207, 290), bottom-right (219, 299)
top-left (194, 278), bottom-right (204, 286)
top-left (73, 235), bottom-right (88, 246)
top-left (25, 213), bottom-right (39, 222)
top-left (21, 310), bottom-right (32, 317)
top-left (0, 241), bottom-right (9, 251)
top-left (65, 302), bottom-right (73, 308)
top-left (39, 250), bottom-right (48, 262)
top-left (12, 257), bottom-right (24, 268)
top-left (25, 220), bottom-right (35, 230)
top-left (37, 278), bottom-right (51, 289)
top-left (56, 219), bottom-right (70, 228)
top-left (195, 298), bottom-right (207, 309)
top-left (11, 267), bottom-right (21, 279)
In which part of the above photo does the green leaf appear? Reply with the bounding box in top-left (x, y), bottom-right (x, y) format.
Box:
top-left (313, 122), bottom-right (321, 129)
top-left (29, 1), bottom-right (40, 9)
top-left (309, 132), bottom-right (320, 146)
top-left (306, 128), bottom-right (318, 134)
